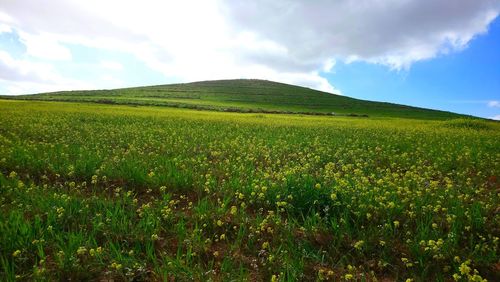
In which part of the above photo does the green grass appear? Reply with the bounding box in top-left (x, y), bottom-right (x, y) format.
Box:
top-left (1, 79), bottom-right (467, 119)
top-left (0, 100), bottom-right (498, 281)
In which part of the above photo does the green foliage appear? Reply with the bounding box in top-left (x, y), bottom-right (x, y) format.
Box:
top-left (2, 79), bottom-right (466, 119)
top-left (443, 118), bottom-right (494, 130)
top-left (0, 100), bottom-right (498, 281)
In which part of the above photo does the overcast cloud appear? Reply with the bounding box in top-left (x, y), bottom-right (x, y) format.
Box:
top-left (0, 0), bottom-right (499, 95)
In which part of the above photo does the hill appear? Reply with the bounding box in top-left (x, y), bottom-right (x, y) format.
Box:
top-left (1, 79), bottom-right (465, 119)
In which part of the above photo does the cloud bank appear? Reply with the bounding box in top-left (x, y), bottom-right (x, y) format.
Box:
top-left (0, 0), bottom-right (499, 95)
top-left (488, 100), bottom-right (500, 108)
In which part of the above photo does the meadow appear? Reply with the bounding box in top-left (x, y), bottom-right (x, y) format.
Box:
top-left (3, 79), bottom-right (463, 120)
top-left (0, 100), bottom-right (499, 281)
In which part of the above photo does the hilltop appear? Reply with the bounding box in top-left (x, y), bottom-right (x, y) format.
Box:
top-left (2, 79), bottom-right (464, 119)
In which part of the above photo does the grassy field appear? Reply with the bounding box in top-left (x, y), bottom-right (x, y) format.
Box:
top-left (0, 100), bottom-right (498, 281)
top-left (1, 79), bottom-right (465, 120)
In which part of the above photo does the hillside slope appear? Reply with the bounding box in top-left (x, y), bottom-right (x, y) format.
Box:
top-left (2, 79), bottom-right (464, 119)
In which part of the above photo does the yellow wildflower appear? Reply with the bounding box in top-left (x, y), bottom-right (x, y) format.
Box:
top-left (77, 247), bottom-right (87, 255)
top-left (459, 261), bottom-right (471, 275)
top-left (262, 241), bottom-right (270, 249)
top-left (230, 205), bottom-right (237, 215)
top-left (353, 240), bottom-right (364, 250)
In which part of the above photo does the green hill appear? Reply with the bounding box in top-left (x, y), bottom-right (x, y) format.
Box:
top-left (2, 79), bottom-right (464, 119)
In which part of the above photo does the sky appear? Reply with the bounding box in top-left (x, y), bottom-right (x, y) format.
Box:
top-left (0, 0), bottom-right (499, 119)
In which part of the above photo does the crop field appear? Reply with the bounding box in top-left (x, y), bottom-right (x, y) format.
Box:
top-left (0, 100), bottom-right (499, 281)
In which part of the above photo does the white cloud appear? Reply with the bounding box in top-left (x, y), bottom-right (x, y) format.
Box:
top-left (0, 50), bottom-right (91, 94)
top-left (99, 60), bottom-right (123, 71)
top-left (1, 80), bottom-right (92, 95)
top-left (0, 0), bottom-right (498, 95)
top-left (99, 75), bottom-right (123, 88)
top-left (18, 32), bottom-right (72, 61)
top-left (0, 11), bottom-right (14, 23)
top-left (0, 23), bottom-right (11, 33)
top-left (221, 0), bottom-right (500, 70)
top-left (322, 59), bottom-right (336, 73)
top-left (490, 114), bottom-right (500, 120)
top-left (487, 100), bottom-right (500, 107)
top-left (0, 50), bottom-right (61, 82)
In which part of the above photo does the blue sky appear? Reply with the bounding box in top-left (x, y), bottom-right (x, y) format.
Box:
top-left (327, 17), bottom-right (500, 119)
top-left (0, 1), bottom-right (499, 119)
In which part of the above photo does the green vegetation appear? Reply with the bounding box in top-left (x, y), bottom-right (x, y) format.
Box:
top-left (0, 100), bottom-right (498, 281)
top-left (1, 79), bottom-right (465, 119)
top-left (442, 118), bottom-right (495, 131)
